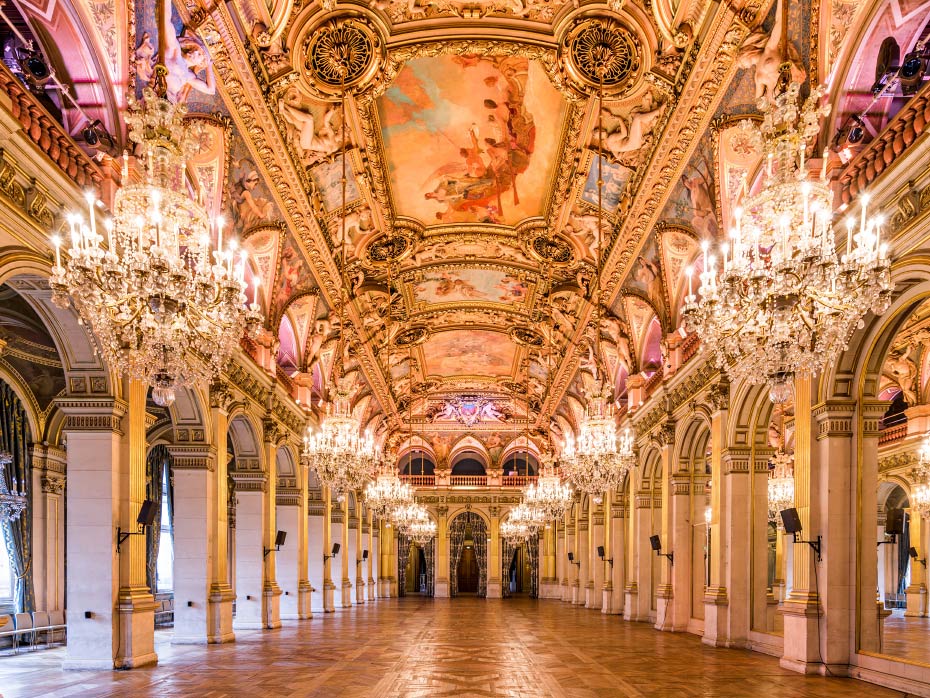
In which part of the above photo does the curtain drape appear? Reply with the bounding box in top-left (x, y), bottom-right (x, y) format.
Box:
top-left (448, 513), bottom-right (488, 597)
top-left (0, 381), bottom-right (33, 612)
top-left (145, 445), bottom-right (171, 593)
top-left (501, 539), bottom-right (515, 598)
top-left (472, 518), bottom-right (488, 598)
top-left (397, 534), bottom-right (411, 597)
top-left (527, 533), bottom-right (539, 598)
top-left (897, 512), bottom-right (911, 595)
top-left (424, 538), bottom-right (435, 597)
top-left (448, 515), bottom-right (468, 597)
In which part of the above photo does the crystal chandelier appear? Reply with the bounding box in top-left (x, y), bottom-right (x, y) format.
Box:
top-left (501, 517), bottom-right (530, 544)
top-left (49, 86), bottom-right (262, 406)
top-left (561, 381), bottom-right (636, 504)
top-left (767, 449), bottom-right (794, 522)
top-left (365, 456), bottom-right (413, 519)
top-left (393, 501), bottom-right (429, 536)
top-left (303, 375), bottom-right (378, 500)
top-left (913, 433), bottom-right (930, 519)
top-left (681, 54), bottom-right (891, 404)
top-left (408, 512), bottom-right (437, 545)
top-left (0, 453), bottom-right (26, 521)
top-left (508, 501), bottom-right (545, 535)
top-left (523, 450), bottom-right (573, 521)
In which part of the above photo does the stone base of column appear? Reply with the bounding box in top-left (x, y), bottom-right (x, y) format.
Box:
top-left (780, 594), bottom-right (826, 674)
top-left (263, 583), bottom-right (282, 629)
top-left (584, 583), bottom-right (597, 609)
top-left (114, 587), bottom-right (158, 669)
top-left (378, 578), bottom-right (390, 598)
top-left (655, 584), bottom-right (673, 631)
top-left (623, 583), bottom-right (637, 620)
top-left (298, 581), bottom-right (313, 619)
top-left (904, 585), bottom-right (927, 617)
top-left (323, 580), bottom-right (336, 612)
top-left (487, 578), bottom-right (502, 599)
top-left (340, 579), bottom-right (353, 608)
top-left (356, 578), bottom-right (366, 604)
top-left (368, 577), bottom-right (377, 601)
top-left (435, 580), bottom-right (450, 598)
top-left (560, 579), bottom-right (570, 602)
top-left (602, 584), bottom-right (619, 614)
top-left (702, 586), bottom-right (731, 647)
top-left (571, 583), bottom-right (580, 604)
top-left (208, 587), bottom-right (236, 642)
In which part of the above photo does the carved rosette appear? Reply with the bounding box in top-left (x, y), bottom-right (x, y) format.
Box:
top-left (394, 325), bottom-right (430, 347)
top-left (527, 231), bottom-right (576, 266)
top-left (510, 326), bottom-right (545, 348)
top-left (364, 231), bottom-right (414, 266)
top-left (559, 17), bottom-right (644, 97)
top-left (296, 15), bottom-right (384, 100)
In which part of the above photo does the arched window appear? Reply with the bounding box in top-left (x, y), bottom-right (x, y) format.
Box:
top-left (451, 454), bottom-right (486, 476)
top-left (501, 451), bottom-right (538, 476)
top-left (0, 543), bottom-right (13, 608)
top-left (398, 450), bottom-right (435, 476)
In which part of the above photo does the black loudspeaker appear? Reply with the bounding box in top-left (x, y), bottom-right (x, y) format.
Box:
top-left (886, 509), bottom-right (905, 536)
top-left (909, 546), bottom-right (919, 559)
top-left (332, 543), bottom-right (341, 556)
top-left (780, 507), bottom-right (802, 535)
top-left (137, 500), bottom-right (157, 527)
top-left (649, 535), bottom-right (661, 551)
top-left (362, 549), bottom-right (369, 560)
top-left (275, 530), bottom-right (287, 547)
top-left (597, 545), bottom-right (605, 558)
top-left (567, 552), bottom-right (574, 562)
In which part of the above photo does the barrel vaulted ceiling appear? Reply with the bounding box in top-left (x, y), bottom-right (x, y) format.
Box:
top-left (8, 0), bottom-right (922, 450)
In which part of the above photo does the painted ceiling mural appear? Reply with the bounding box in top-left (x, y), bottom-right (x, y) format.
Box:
top-left (11, 0), bottom-right (911, 450)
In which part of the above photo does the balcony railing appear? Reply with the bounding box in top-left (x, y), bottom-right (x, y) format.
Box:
top-left (449, 475), bottom-right (487, 487)
top-left (500, 475), bottom-right (537, 487)
top-left (401, 475), bottom-right (436, 486)
top-left (399, 474), bottom-right (539, 488)
top-left (878, 421), bottom-right (908, 446)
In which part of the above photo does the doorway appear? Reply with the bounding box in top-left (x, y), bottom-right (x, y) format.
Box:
top-left (449, 512), bottom-right (488, 597)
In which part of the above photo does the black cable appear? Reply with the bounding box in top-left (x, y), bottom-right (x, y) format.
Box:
top-left (810, 550), bottom-right (836, 677)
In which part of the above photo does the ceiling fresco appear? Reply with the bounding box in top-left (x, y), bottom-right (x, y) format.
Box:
top-left (26, 0), bottom-right (901, 451)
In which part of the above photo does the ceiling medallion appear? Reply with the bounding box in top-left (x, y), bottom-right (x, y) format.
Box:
top-left (301, 16), bottom-right (382, 98)
top-left (510, 326), bottom-right (545, 347)
top-left (561, 18), bottom-right (642, 96)
top-left (365, 232), bottom-right (413, 265)
top-left (529, 232), bottom-right (574, 265)
top-left (394, 325), bottom-right (430, 347)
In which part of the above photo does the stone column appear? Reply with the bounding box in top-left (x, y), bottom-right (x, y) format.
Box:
top-left (276, 486), bottom-right (310, 620)
top-left (60, 396), bottom-right (158, 670)
top-left (604, 492), bottom-right (626, 614)
top-left (541, 522), bottom-right (557, 598)
top-left (555, 521), bottom-right (567, 601)
top-left (339, 496), bottom-right (352, 607)
top-left (30, 445), bottom-right (66, 614)
top-left (487, 507), bottom-right (502, 599)
top-left (355, 502), bottom-right (366, 604)
top-left (367, 509), bottom-right (376, 601)
top-left (576, 509), bottom-right (589, 606)
top-left (703, 381), bottom-right (731, 646)
top-left (630, 489), bottom-right (655, 621)
top-left (587, 502), bottom-right (603, 609)
top-left (564, 517), bottom-right (576, 603)
top-left (297, 465), bottom-right (312, 617)
top-left (905, 509), bottom-right (927, 616)
top-left (434, 506), bottom-right (450, 598)
top-left (259, 419), bottom-right (282, 629)
top-left (773, 525), bottom-right (787, 602)
top-left (656, 421), bottom-right (676, 630)
top-left (231, 467), bottom-right (266, 629)
top-left (322, 486), bottom-right (336, 611)
top-left (751, 451), bottom-right (774, 634)
top-left (662, 472), bottom-right (693, 631)
top-left (206, 383), bottom-right (234, 642)
top-left (170, 443), bottom-right (226, 644)
top-left (780, 375), bottom-right (822, 671)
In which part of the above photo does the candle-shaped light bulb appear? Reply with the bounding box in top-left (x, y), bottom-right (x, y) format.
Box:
top-left (685, 266), bottom-right (693, 298)
top-left (103, 218), bottom-right (113, 251)
top-left (85, 191), bottom-right (96, 244)
top-left (216, 214), bottom-right (225, 253)
top-left (846, 217), bottom-right (855, 256)
top-left (51, 234), bottom-right (62, 268)
top-left (253, 277), bottom-right (261, 306)
top-left (860, 193), bottom-right (869, 234)
top-left (702, 239), bottom-right (709, 269)
top-left (239, 248), bottom-right (248, 281)
top-left (879, 242), bottom-right (889, 259)
top-left (721, 242), bottom-right (729, 273)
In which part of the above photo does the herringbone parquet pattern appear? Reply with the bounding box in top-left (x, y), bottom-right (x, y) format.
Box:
top-left (0, 598), bottom-right (905, 697)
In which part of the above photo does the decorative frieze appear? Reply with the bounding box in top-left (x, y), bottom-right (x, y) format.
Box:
top-left (56, 398), bottom-right (127, 435)
top-left (722, 447), bottom-right (751, 475)
top-left (40, 474), bottom-right (65, 494)
top-left (230, 471), bottom-right (267, 492)
top-left (167, 444), bottom-right (216, 471)
top-left (813, 401), bottom-right (856, 440)
top-left (276, 487), bottom-right (301, 506)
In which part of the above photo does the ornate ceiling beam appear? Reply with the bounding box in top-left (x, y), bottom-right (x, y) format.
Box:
top-left (181, 1), bottom-right (398, 422)
top-left (538, 0), bottom-right (764, 427)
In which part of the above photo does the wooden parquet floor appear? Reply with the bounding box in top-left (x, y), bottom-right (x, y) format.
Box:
top-left (0, 597), bottom-right (907, 697)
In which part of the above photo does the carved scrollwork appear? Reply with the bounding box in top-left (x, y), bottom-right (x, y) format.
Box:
top-left (528, 231), bottom-right (575, 266)
top-left (364, 231), bottom-right (414, 265)
top-left (394, 325), bottom-right (430, 347)
top-left (509, 326), bottom-right (545, 347)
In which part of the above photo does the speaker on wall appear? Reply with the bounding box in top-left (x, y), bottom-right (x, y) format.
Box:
top-left (137, 500), bottom-right (157, 527)
top-left (780, 507), bottom-right (802, 535)
top-left (649, 535), bottom-right (661, 551)
top-left (886, 508), bottom-right (905, 536)
top-left (597, 545), bottom-right (605, 558)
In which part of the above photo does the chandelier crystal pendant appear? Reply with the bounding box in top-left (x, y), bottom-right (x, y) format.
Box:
top-left (408, 512), bottom-right (437, 545)
top-left (766, 449), bottom-right (795, 522)
top-left (681, 72), bottom-right (891, 404)
top-left (501, 517), bottom-right (530, 545)
top-left (523, 449), bottom-right (573, 521)
top-left (561, 381), bottom-right (636, 504)
top-left (508, 501), bottom-right (545, 535)
top-left (49, 87), bottom-right (262, 407)
top-left (303, 375), bottom-right (379, 500)
top-left (914, 433), bottom-right (930, 519)
top-left (0, 453), bottom-right (27, 521)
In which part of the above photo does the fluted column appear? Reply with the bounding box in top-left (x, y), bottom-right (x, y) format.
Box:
top-left (367, 509), bottom-right (376, 601)
top-left (355, 502), bottom-right (366, 604)
top-left (487, 507), bottom-right (502, 598)
top-left (206, 383), bottom-right (235, 642)
top-left (604, 491), bottom-right (626, 614)
top-left (260, 419), bottom-right (282, 629)
top-left (905, 509), bottom-right (927, 616)
top-left (703, 381), bottom-right (731, 646)
top-left (656, 421), bottom-right (677, 630)
top-left (340, 496), bottom-right (352, 607)
top-left (587, 502), bottom-right (603, 609)
top-left (322, 486), bottom-right (336, 611)
top-left (435, 506), bottom-right (450, 597)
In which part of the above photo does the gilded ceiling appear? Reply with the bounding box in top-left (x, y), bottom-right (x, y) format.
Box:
top-left (7, 0), bottom-right (925, 451)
